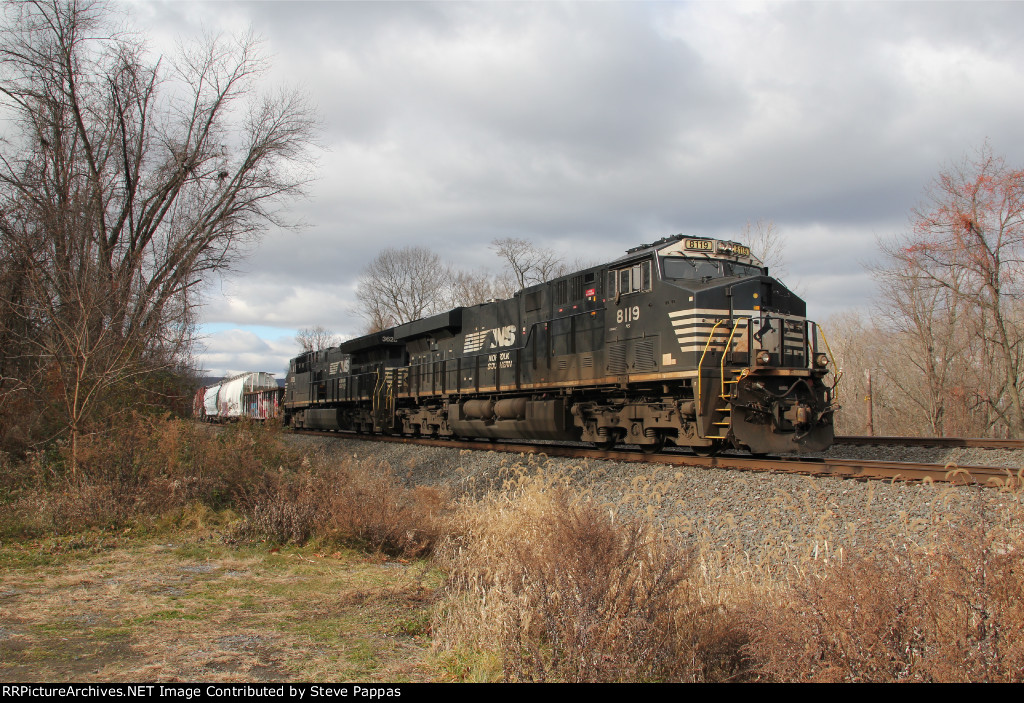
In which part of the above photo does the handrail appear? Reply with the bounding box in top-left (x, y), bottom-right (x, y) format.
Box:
top-left (696, 319), bottom-right (725, 439)
top-left (720, 316), bottom-right (748, 399)
top-left (372, 365), bottom-right (386, 425)
top-left (815, 323), bottom-right (842, 399)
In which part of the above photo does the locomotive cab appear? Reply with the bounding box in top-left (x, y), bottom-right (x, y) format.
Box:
top-left (636, 235), bottom-right (835, 453)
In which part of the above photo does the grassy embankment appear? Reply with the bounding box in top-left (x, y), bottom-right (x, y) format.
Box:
top-left (2, 417), bottom-right (1023, 682)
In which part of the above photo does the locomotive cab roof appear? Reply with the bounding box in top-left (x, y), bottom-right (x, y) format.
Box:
top-left (613, 233), bottom-right (764, 268)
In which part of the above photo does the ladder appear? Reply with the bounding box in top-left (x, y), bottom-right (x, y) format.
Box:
top-left (706, 368), bottom-right (744, 439)
top-left (696, 317), bottom-right (747, 440)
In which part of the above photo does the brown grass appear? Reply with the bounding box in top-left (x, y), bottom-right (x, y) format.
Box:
top-left (745, 521), bottom-right (1024, 681)
top-left (0, 417), bottom-right (447, 560)
top-left (0, 416), bottom-right (298, 537)
top-left (432, 469), bottom-right (747, 682)
top-left (4, 418), bottom-right (1024, 682)
top-left (0, 534), bottom-right (439, 682)
top-left (238, 452), bottom-right (448, 558)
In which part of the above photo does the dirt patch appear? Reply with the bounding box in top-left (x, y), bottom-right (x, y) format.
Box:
top-left (0, 534), bottom-right (438, 682)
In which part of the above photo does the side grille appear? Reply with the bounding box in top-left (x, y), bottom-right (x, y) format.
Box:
top-left (607, 343), bottom-right (627, 374)
top-left (633, 339), bottom-right (657, 372)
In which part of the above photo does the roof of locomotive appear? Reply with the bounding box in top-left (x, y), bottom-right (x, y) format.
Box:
top-left (316, 234), bottom-right (766, 359)
top-left (611, 233), bottom-right (764, 267)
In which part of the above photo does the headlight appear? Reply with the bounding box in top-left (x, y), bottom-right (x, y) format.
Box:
top-left (756, 350), bottom-right (771, 365)
top-left (815, 353), bottom-right (830, 368)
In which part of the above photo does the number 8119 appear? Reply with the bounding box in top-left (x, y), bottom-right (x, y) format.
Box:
top-left (616, 306), bottom-right (641, 324)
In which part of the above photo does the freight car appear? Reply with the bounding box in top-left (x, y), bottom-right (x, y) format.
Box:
top-left (284, 235), bottom-right (838, 454)
top-left (193, 371), bottom-right (283, 421)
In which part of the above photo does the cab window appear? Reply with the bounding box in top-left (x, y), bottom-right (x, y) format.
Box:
top-left (611, 259), bottom-right (652, 296)
top-left (662, 256), bottom-right (764, 281)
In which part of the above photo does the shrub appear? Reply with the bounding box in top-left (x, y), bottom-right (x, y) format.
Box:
top-left (238, 453), bottom-right (448, 558)
top-left (0, 415), bottom-right (300, 535)
top-left (745, 527), bottom-right (1024, 682)
top-left (433, 472), bottom-right (747, 682)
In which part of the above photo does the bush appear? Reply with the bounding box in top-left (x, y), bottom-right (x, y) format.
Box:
top-left (0, 415), bottom-right (299, 536)
top-left (745, 527), bottom-right (1024, 682)
top-left (433, 472), bottom-right (747, 682)
top-left (239, 453), bottom-right (448, 558)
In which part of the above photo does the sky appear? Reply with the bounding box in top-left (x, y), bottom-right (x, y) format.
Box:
top-left (124, 0), bottom-right (1024, 380)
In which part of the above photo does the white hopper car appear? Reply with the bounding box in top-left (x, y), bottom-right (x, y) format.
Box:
top-left (193, 372), bottom-right (282, 421)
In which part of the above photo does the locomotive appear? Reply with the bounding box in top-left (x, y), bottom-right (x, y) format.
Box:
top-left (284, 235), bottom-right (837, 454)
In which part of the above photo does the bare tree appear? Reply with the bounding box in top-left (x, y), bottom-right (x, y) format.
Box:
top-left (898, 143), bottom-right (1024, 435)
top-left (740, 219), bottom-right (790, 280)
top-left (491, 237), bottom-right (569, 292)
top-left (355, 246), bottom-right (452, 331)
top-left (0, 0), bottom-right (318, 468)
top-left (295, 325), bottom-right (339, 352)
top-left (839, 144), bottom-right (1024, 438)
top-left (449, 268), bottom-right (504, 307)
top-left (823, 311), bottom-right (874, 435)
top-left (868, 248), bottom-right (972, 436)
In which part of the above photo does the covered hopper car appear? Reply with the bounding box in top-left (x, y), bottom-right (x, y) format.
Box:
top-left (284, 235), bottom-right (838, 454)
top-left (193, 372), bottom-right (282, 422)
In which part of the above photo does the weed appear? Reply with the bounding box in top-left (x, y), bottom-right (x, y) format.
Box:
top-left (238, 453), bottom-right (450, 558)
top-left (433, 468), bottom-right (748, 682)
top-left (744, 524), bottom-right (1024, 682)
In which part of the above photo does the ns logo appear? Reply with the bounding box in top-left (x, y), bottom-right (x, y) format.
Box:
top-left (463, 325), bottom-right (517, 353)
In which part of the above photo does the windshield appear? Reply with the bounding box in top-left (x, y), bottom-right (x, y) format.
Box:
top-left (662, 257), bottom-right (764, 281)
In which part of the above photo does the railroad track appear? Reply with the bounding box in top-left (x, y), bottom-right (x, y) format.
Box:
top-left (835, 435), bottom-right (1024, 450)
top-left (295, 430), bottom-right (1024, 488)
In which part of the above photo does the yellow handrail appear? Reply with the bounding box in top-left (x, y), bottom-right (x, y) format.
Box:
top-left (696, 319), bottom-right (725, 437)
top-left (816, 324), bottom-right (842, 400)
top-left (720, 317), bottom-right (748, 399)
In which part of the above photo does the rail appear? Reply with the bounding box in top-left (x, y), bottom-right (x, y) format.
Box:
top-left (292, 429), bottom-right (1023, 488)
top-left (811, 321), bottom-right (842, 399)
top-left (835, 435), bottom-right (1024, 450)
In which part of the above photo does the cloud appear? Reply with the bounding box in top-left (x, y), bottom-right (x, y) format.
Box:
top-left (194, 327), bottom-right (298, 379)
top-left (125, 1), bottom-right (1024, 369)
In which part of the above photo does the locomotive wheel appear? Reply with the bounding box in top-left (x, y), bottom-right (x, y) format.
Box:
top-left (593, 439), bottom-right (616, 451)
top-left (641, 436), bottom-right (665, 455)
top-left (691, 440), bottom-right (722, 457)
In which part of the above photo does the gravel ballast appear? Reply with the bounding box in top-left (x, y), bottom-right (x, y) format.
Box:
top-left (287, 433), bottom-right (1024, 566)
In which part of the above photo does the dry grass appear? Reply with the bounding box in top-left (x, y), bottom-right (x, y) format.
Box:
top-left (0, 417), bottom-right (448, 560)
top-left (0, 533), bottom-right (439, 682)
top-left (431, 459), bottom-right (1024, 683)
top-left (238, 452), bottom-right (448, 558)
top-left (0, 416), bottom-right (300, 537)
top-left (5, 420), bottom-right (1024, 682)
top-left (745, 519), bottom-right (1024, 681)
top-left (432, 467), bottom-right (747, 682)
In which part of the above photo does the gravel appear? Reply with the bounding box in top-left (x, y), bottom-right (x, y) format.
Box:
top-left (286, 433), bottom-right (1024, 566)
top-left (813, 441), bottom-right (1024, 469)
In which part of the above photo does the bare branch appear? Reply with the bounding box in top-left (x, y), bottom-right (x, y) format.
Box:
top-left (0, 0), bottom-right (319, 466)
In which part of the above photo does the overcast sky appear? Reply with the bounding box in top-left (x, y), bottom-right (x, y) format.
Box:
top-left (128, 0), bottom-right (1024, 379)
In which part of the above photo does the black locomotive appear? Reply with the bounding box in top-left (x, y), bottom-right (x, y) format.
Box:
top-left (284, 235), bottom-right (837, 454)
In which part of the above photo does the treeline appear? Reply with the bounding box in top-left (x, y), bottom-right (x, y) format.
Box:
top-left (0, 1), bottom-right (317, 464)
top-left (828, 145), bottom-right (1024, 438)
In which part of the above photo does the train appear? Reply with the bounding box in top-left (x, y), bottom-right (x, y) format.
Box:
top-left (283, 234), bottom-right (838, 455)
top-left (193, 371), bottom-right (283, 422)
